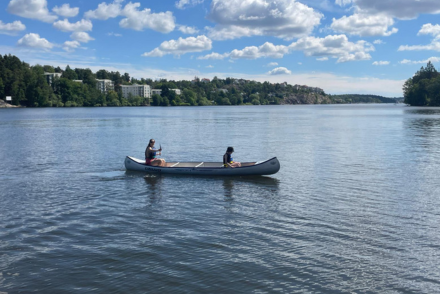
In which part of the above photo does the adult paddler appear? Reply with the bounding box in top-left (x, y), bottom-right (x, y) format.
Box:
top-left (145, 139), bottom-right (166, 166)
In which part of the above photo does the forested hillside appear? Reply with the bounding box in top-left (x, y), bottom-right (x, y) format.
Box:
top-left (0, 54), bottom-right (397, 107)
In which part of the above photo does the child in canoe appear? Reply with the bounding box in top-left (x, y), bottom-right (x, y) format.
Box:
top-left (223, 147), bottom-right (241, 168)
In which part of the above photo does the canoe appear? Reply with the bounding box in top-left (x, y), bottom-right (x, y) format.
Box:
top-left (124, 156), bottom-right (280, 176)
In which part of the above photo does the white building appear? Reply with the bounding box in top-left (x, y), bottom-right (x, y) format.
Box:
top-left (121, 84), bottom-right (151, 98)
top-left (151, 89), bottom-right (181, 96)
top-left (96, 79), bottom-right (114, 93)
top-left (43, 72), bottom-right (62, 85)
top-left (171, 89), bottom-right (181, 95)
top-left (151, 89), bottom-right (162, 96)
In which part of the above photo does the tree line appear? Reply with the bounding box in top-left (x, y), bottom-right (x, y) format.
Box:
top-left (404, 61), bottom-right (440, 106)
top-left (329, 94), bottom-right (399, 104)
top-left (0, 54), bottom-right (330, 107)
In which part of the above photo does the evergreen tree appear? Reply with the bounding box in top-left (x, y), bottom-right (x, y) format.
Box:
top-left (63, 65), bottom-right (78, 80)
top-left (0, 77), bottom-right (4, 99)
top-left (404, 61), bottom-right (440, 106)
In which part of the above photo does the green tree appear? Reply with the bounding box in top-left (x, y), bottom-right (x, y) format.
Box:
top-left (151, 94), bottom-right (162, 106)
top-left (404, 62), bottom-right (440, 106)
top-left (43, 65), bottom-right (55, 73)
top-left (160, 96), bottom-right (169, 106)
top-left (63, 65), bottom-right (78, 80)
top-left (0, 77), bottom-right (4, 99)
top-left (160, 84), bottom-right (170, 98)
top-left (107, 91), bottom-right (120, 106)
top-left (182, 89), bottom-right (196, 105)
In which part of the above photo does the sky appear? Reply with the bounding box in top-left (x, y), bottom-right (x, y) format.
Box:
top-left (1, 0), bottom-right (440, 97)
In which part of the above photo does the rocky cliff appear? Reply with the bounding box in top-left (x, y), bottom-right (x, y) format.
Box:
top-left (0, 99), bottom-right (19, 108)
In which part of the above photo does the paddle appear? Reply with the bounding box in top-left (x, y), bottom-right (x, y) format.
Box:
top-left (155, 144), bottom-right (162, 157)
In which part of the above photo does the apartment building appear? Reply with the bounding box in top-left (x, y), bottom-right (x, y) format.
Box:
top-left (43, 72), bottom-right (62, 85)
top-left (96, 79), bottom-right (114, 93)
top-left (151, 89), bottom-right (181, 96)
top-left (121, 84), bottom-right (151, 98)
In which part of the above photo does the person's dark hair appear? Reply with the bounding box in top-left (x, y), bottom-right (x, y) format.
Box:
top-left (226, 147), bottom-right (234, 153)
top-left (149, 139), bottom-right (155, 147)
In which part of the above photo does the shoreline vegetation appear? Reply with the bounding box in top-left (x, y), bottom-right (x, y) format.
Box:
top-left (0, 54), bottom-right (401, 108)
top-left (404, 61), bottom-right (440, 106)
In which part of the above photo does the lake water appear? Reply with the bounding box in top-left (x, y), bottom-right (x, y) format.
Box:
top-left (1, 104), bottom-right (440, 293)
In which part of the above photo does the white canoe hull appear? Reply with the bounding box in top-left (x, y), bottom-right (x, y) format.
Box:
top-left (124, 156), bottom-right (280, 176)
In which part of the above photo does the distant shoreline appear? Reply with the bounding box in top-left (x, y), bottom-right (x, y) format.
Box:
top-left (1, 100), bottom-right (406, 109)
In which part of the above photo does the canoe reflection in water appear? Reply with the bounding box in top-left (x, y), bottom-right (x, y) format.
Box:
top-left (222, 176), bottom-right (280, 198)
top-left (143, 174), bottom-right (164, 205)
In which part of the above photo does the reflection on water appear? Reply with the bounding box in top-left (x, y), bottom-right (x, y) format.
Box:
top-left (222, 176), bottom-right (280, 197)
top-left (403, 107), bottom-right (440, 147)
top-left (404, 107), bottom-right (440, 115)
top-left (143, 175), bottom-right (163, 205)
top-left (222, 178), bottom-right (234, 198)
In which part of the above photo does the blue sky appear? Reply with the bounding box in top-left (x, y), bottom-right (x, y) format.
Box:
top-left (1, 0), bottom-right (440, 97)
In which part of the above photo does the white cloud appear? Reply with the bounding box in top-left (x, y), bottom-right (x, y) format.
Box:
top-left (84, 0), bottom-right (123, 20)
top-left (317, 57), bottom-right (328, 61)
top-left (266, 62), bottom-right (278, 67)
top-left (7, 0), bottom-right (57, 23)
top-left (175, 0), bottom-right (204, 9)
top-left (207, 0), bottom-right (323, 40)
top-left (372, 61), bottom-right (389, 65)
top-left (119, 2), bottom-right (175, 33)
top-left (398, 24), bottom-right (440, 52)
top-left (0, 20), bottom-right (26, 36)
top-left (198, 42), bottom-right (289, 60)
top-left (418, 23), bottom-right (440, 39)
top-left (198, 35), bottom-right (372, 63)
top-left (63, 40), bottom-right (81, 52)
top-left (197, 52), bottom-right (229, 60)
top-left (289, 34), bottom-right (374, 63)
top-left (331, 13), bottom-right (397, 37)
top-left (71, 32), bottom-right (94, 43)
top-left (398, 42), bottom-right (440, 52)
top-left (230, 42), bottom-right (289, 59)
top-left (349, 0), bottom-right (440, 20)
top-left (178, 25), bottom-right (199, 34)
top-left (17, 33), bottom-right (54, 49)
top-left (107, 32), bottom-right (122, 37)
top-left (206, 65), bottom-right (214, 68)
top-left (335, 0), bottom-right (353, 6)
top-left (373, 39), bottom-right (384, 44)
top-left (400, 57), bottom-right (440, 64)
top-left (142, 35), bottom-right (212, 57)
top-left (268, 67), bottom-right (291, 75)
top-left (52, 4), bottom-right (79, 18)
top-left (53, 19), bottom-right (93, 32)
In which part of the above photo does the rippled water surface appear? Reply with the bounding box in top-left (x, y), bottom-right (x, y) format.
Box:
top-left (1, 105), bottom-right (440, 293)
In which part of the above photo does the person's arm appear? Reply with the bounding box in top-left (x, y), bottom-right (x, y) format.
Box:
top-left (150, 146), bottom-right (162, 156)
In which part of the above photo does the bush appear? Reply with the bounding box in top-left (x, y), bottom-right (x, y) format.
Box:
top-left (65, 101), bottom-right (77, 107)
